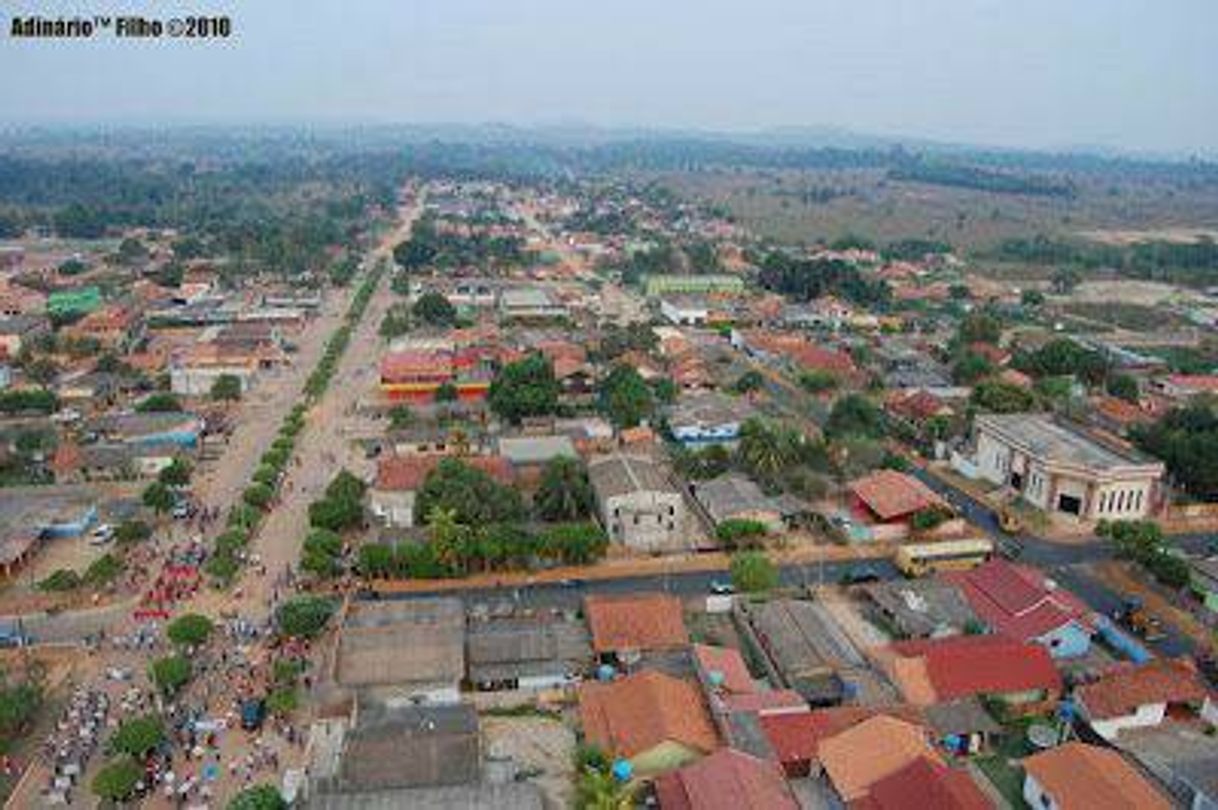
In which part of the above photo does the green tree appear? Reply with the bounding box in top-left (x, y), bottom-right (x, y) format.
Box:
top-left (488, 353), bottom-right (560, 424)
top-left (210, 373), bottom-right (243, 401)
top-left (277, 596), bottom-right (337, 639)
top-left (135, 392), bottom-right (183, 412)
top-left (798, 370), bottom-right (838, 393)
top-left (92, 758), bottom-right (142, 803)
top-left (150, 655), bottom-right (191, 696)
top-left (597, 364), bottom-right (654, 429)
top-left (435, 381), bottom-right (459, 402)
top-left (1051, 266), bottom-right (1082, 294)
top-left (535, 457), bottom-right (594, 521)
top-left (388, 404), bottom-right (413, 429)
top-left (1132, 404), bottom-right (1218, 501)
top-left (971, 381), bottom-right (1036, 414)
top-left (110, 715), bottom-right (165, 757)
top-left (716, 518), bottom-right (769, 550)
top-left (158, 458), bottom-right (192, 487)
top-left (730, 551), bottom-right (779, 593)
top-left (228, 785), bottom-right (288, 810)
top-left (737, 418), bottom-right (799, 480)
top-left (957, 312), bottom-right (1002, 345)
top-left (142, 480), bottom-right (176, 515)
top-left (1021, 289), bottom-right (1045, 308)
top-left (733, 370), bottom-right (765, 394)
top-left (167, 613), bottom-right (213, 647)
top-left (415, 457), bottom-right (525, 525)
top-left (412, 291), bottom-right (457, 326)
top-left (952, 352), bottom-right (996, 384)
top-left (826, 394), bottom-right (885, 439)
top-left (244, 482), bottom-right (275, 510)
top-left (1107, 374), bottom-right (1140, 403)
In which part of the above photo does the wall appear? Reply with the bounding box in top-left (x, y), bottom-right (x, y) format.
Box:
top-left (1035, 622), bottom-right (1092, 660)
top-left (1086, 701), bottom-right (1166, 741)
top-left (1023, 773), bottom-right (1060, 810)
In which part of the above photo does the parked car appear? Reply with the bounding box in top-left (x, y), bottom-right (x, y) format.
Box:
top-left (709, 579), bottom-right (735, 595)
top-left (240, 698), bottom-right (266, 731)
top-left (841, 563), bottom-right (882, 585)
top-left (89, 524), bottom-right (115, 545)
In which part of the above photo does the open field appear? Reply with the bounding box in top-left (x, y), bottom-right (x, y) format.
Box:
top-left (656, 167), bottom-right (1218, 251)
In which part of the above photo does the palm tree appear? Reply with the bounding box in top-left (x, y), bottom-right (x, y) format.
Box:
top-left (427, 506), bottom-right (468, 574)
top-left (536, 457), bottom-right (594, 521)
top-left (737, 419), bottom-right (794, 481)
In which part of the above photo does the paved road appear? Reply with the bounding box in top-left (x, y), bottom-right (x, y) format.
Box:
top-left (367, 558), bottom-right (901, 611)
top-left (910, 466), bottom-right (1200, 657)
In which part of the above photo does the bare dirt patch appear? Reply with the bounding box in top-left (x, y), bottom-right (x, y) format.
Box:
top-left (482, 714), bottom-right (576, 810)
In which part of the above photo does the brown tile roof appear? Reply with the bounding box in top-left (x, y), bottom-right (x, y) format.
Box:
top-left (818, 715), bottom-right (939, 802)
top-left (1076, 658), bottom-right (1210, 721)
top-left (654, 748), bottom-right (797, 810)
top-left (759, 705), bottom-right (926, 773)
top-left (375, 454), bottom-right (514, 492)
top-left (1021, 742), bottom-right (1171, 810)
top-left (1092, 396), bottom-right (1155, 428)
top-left (578, 670), bottom-right (719, 759)
top-left (849, 469), bottom-right (945, 521)
top-left (584, 593), bottom-right (688, 654)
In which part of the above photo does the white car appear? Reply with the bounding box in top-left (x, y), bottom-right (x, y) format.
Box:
top-left (88, 524), bottom-right (115, 545)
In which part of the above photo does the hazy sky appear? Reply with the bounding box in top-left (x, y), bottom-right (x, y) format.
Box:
top-left (2, 0), bottom-right (1216, 154)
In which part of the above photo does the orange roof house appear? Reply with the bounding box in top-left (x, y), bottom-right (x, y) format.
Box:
top-left (584, 593), bottom-right (688, 657)
top-left (849, 469), bottom-right (946, 523)
top-left (1075, 657), bottom-right (1214, 740)
top-left (817, 715), bottom-right (940, 803)
top-left (1021, 742), bottom-right (1171, 810)
top-left (578, 670), bottom-right (719, 775)
top-left (654, 748), bottom-right (797, 810)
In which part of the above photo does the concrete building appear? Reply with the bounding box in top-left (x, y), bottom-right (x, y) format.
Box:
top-left (336, 598), bottom-right (465, 704)
top-left (973, 413), bottom-right (1164, 520)
top-left (667, 392), bottom-right (750, 449)
top-left (588, 454), bottom-right (688, 553)
top-left (497, 288), bottom-right (566, 321)
top-left (660, 297), bottom-right (710, 326)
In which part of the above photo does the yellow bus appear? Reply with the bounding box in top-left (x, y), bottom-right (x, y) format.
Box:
top-left (895, 538), bottom-right (995, 577)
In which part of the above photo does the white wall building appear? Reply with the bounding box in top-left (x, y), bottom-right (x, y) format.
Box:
top-left (974, 413), bottom-right (1164, 520)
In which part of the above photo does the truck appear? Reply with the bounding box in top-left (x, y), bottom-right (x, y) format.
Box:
top-left (1115, 596), bottom-right (1166, 643)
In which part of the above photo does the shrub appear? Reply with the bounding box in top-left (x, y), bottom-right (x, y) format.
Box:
top-left (38, 569), bottom-right (81, 592)
top-left (911, 505), bottom-right (952, 532)
top-left (228, 503), bottom-right (260, 530)
top-left (83, 554), bottom-right (123, 587)
top-left (266, 687), bottom-right (298, 716)
top-left (115, 519), bottom-right (152, 545)
top-left (715, 518), bottom-right (769, 549)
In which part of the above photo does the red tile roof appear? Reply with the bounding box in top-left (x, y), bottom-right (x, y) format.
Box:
top-left (886, 390), bottom-right (951, 422)
top-left (374, 454), bottom-right (514, 491)
top-left (655, 748), bottom-right (797, 810)
top-left (693, 644), bottom-right (755, 695)
top-left (850, 469), bottom-right (945, 521)
top-left (860, 757), bottom-right (993, 810)
top-left (943, 560), bottom-right (1093, 641)
top-left (889, 635), bottom-right (1061, 702)
top-left (818, 715), bottom-right (939, 802)
top-left (1093, 396), bottom-right (1154, 428)
top-left (1077, 658), bottom-right (1210, 721)
top-left (1165, 374), bottom-right (1218, 393)
top-left (578, 670), bottom-right (719, 759)
top-left (379, 349), bottom-right (454, 382)
top-left (758, 705), bottom-right (924, 771)
top-left (740, 331), bottom-right (857, 374)
top-left (585, 593), bottom-right (688, 654)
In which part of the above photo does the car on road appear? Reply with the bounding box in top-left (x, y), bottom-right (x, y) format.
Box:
top-left (709, 579), bottom-right (735, 595)
top-left (172, 500), bottom-right (196, 520)
top-left (841, 563), bottom-right (882, 585)
top-left (89, 524), bottom-right (115, 545)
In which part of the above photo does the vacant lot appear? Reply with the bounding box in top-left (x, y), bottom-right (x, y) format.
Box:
top-left (658, 167), bottom-right (1218, 252)
top-left (483, 714), bottom-right (575, 809)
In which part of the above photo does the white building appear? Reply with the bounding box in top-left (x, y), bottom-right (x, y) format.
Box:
top-left (973, 413), bottom-right (1164, 520)
top-left (660, 297), bottom-right (709, 326)
top-left (588, 454), bottom-right (688, 553)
